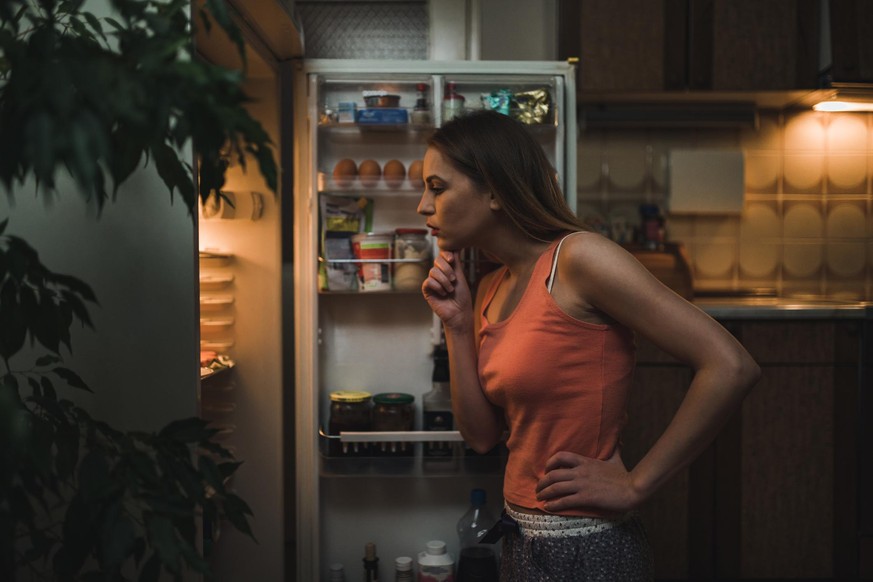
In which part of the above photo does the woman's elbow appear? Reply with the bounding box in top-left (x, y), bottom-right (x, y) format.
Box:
top-left (461, 432), bottom-right (501, 455)
top-left (728, 349), bottom-right (761, 395)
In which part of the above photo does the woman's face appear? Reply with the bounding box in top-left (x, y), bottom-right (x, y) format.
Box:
top-left (417, 147), bottom-right (499, 251)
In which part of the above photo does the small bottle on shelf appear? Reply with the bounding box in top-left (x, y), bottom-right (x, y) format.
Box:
top-left (442, 82), bottom-right (465, 122)
top-left (363, 542), bottom-right (380, 582)
top-left (394, 556), bottom-right (414, 581)
top-left (417, 540), bottom-right (454, 582)
top-left (423, 346), bottom-right (454, 458)
top-left (328, 562), bottom-right (346, 582)
top-left (411, 82), bottom-right (431, 125)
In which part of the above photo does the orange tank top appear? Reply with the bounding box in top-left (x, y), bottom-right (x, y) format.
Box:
top-left (478, 234), bottom-right (636, 517)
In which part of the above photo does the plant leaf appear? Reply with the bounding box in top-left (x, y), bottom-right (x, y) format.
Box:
top-left (158, 417), bottom-right (213, 443)
top-left (52, 366), bottom-right (92, 392)
top-left (138, 551), bottom-right (162, 582)
top-left (221, 493), bottom-right (255, 541)
top-left (144, 514), bottom-right (181, 574)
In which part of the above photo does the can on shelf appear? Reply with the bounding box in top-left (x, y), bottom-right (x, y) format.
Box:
top-left (328, 390), bottom-right (372, 456)
top-left (372, 392), bottom-right (415, 456)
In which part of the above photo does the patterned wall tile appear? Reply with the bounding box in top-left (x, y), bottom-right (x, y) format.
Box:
top-left (826, 114), bottom-right (868, 151)
top-left (577, 111), bottom-right (872, 298)
top-left (783, 154), bottom-right (824, 194)
top-left (783, 201), bottom-right (825, 238)
top-left (784, 111), bottom-right (826, 151)
top-left (745, 153), bottom-right (781, 193)
top-left (827, 155), bottom-right (867, 194)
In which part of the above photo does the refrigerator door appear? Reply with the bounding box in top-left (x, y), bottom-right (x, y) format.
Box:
top-left (293, 60), bottom-right (577, 581)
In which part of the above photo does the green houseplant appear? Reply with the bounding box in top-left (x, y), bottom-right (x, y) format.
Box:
top-left (0, 0), bottom-right (277, 579)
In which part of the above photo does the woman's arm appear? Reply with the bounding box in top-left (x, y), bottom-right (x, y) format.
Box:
top-left (536, 234), bottom-right (761, 514)
top-left (422, 250), bottom-right (504, 453)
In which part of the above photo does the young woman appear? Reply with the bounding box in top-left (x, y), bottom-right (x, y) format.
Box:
top-left (417, 110), bottom-right (760, 581)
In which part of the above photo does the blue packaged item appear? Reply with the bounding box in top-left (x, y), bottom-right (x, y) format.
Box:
top-left (356, 108), bottom-right (409, 124)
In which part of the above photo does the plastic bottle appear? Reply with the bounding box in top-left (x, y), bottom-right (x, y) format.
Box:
top-left (328, 562), bottom-right (346, 581)
top-left (417, 540), bottom-right (454, 582)
top-left (423, 347), bottom-right (454, 458)
top-left (442, 82), bottom-right (465, 122)
top-left (411, 82), bottom-right (431, 125)
top-left (363, 542), bottom-right (380, 582)
top-left (456, 489), bottom-right (499, 582)
top-left (394, 556), bottom-right (414, 581)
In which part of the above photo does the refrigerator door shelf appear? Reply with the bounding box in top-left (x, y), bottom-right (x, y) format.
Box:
top-left (317, 173), bottom-right (424, 194)
top-left (318, 257), bottom-right (428, 264)
top-left (318, 426), bottom-right (465, 443)
top-left (199, 272), bottom-right (234, 287)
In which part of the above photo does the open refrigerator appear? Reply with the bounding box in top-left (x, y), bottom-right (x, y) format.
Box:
top-left (292, 59), bottom-right (577, 581)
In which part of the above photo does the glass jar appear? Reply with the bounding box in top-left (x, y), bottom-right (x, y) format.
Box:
top-left (372, 392), bottom-right (415, 456)
top-left (394, 228), bottom-right (431, 291)
top-left (328, 390), bottom-right (372, 456)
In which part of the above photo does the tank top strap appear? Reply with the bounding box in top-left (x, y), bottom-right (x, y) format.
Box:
top-left (547, 232), bottom-right (586, 294)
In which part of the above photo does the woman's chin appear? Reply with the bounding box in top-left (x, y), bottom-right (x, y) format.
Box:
top-left (436, 239), bottom-right (461, 252)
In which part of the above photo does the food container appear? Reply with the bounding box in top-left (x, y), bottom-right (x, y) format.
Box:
top-left (393, 228), bottom-right (431, 291)
top-left (328, 390), bottom-right (372, 456)
top-left (351, 232), bottom-right (394, 291)
top-left (372, 392), bottom-right (415, 456)
top-left (363, 94), bottom-right (401, 108)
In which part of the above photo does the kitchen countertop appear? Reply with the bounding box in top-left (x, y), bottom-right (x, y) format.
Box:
top-left (693, 296), bottom-right (873, 319)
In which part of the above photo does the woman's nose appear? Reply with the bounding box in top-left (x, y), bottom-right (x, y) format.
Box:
top-left (416, 192), bottom-right (433, 216)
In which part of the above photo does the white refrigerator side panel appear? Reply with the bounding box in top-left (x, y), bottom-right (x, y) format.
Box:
top-left (294, 67), bottom-right (322, 582)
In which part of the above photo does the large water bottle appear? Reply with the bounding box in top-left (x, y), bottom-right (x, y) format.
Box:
top-left (456, 489), bottom-right (499, 582)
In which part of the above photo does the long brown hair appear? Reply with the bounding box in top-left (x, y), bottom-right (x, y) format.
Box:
top-left (427, 109), bottom-right (583, 242)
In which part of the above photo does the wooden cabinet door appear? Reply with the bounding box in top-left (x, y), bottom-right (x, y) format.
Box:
top-left (572, 0), bottom-right (669, 93)
top-left (562, 0), bottom-right (821, 94)
top-left (624, 339), bottom-right (695, 579)
top-left (737, 321), bottom-right (860, 579)
top-left (703, 0), bottom-right (820, 91)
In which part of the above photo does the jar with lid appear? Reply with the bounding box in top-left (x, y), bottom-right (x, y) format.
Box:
top-left (393, 228), bottom-right (431, 291)
top-left (328, 390), bottom-right (372, 456)
top-left (372, 392), bottom-right (415, 456)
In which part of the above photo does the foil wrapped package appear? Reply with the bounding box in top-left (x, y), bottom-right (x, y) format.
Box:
top-left (512, 88), bottom-right (551, 124)
top-left (480, 88), bottom-right (512, 115)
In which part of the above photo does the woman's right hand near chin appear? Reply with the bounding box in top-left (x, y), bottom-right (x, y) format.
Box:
top-left (421, 250), bottom-right (472, 331)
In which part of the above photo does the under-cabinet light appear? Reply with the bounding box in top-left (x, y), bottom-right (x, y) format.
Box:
top-left (810, 82), bottom-right (873, 112)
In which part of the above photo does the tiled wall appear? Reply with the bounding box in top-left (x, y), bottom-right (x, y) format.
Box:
top-left (576, 111), bottom-right (873, 300)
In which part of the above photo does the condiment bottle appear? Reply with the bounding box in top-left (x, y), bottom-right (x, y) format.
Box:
top-left (411, 82), bottom-right (431, 125)
top-left (363, 542), bottom-right (380, 582)
top-left (417, 540), bottom-right (455, 582)
top-left (328, 562), bottom-right (346, 582)
top-left (423, 347), bottom-right (453, 458)
top-left (394, 556), bottom-right (414, 581)
top-left (442, 82), bottom-right (465, 123)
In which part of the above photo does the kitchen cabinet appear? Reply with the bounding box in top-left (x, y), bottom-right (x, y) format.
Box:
top-left (563, 0), bottom-right (821, 95)
top-left (828, 0), bottom-right (873, 83)
top-left (623, 318), bottom-right (864, 580)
